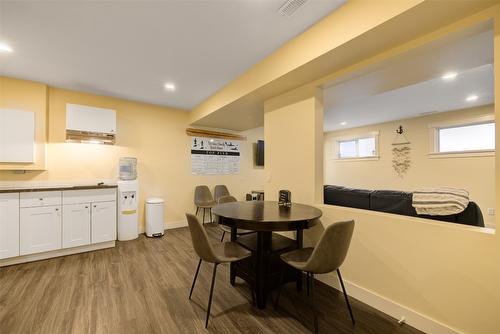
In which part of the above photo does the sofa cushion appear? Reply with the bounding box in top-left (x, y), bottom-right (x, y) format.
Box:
top-left (323, 185), bottom-right (371, 210)
top-left (456, 202), bottom-right (485, 227)
top-left (323, 185), bottom-right (485, 228)
top-left (369, 190), bottom-right (416, 216)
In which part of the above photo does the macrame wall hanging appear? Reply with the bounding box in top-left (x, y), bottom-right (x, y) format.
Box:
top-left (392, 125), bottom-right (411, 177)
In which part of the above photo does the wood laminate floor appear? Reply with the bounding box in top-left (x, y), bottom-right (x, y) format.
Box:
top-left (0, 224), bottom-right (423, 334)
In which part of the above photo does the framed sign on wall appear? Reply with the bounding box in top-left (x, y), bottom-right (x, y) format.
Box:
top-left (191, 137), bottom-right (240, 175)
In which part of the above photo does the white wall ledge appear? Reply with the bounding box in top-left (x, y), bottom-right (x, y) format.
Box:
top-left (316, 203), bottom-right (495, 235)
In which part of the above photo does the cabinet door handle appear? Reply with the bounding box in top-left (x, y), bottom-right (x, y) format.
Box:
top-left (85, 206), bottom-right (89, 209)
top-left (93, 205), bottom-right (97, 208)
top-left (55, 208), bottom-right (59, 211)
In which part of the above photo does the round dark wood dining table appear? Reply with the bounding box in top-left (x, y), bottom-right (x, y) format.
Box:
top-left (212, 201), bottom-right (322, 309)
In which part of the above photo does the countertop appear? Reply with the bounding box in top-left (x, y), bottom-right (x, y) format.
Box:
top-left (0, 184), bottom-right (118, 193)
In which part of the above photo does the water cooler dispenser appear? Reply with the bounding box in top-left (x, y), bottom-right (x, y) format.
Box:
top-left (117, 158), bottom-right (139, 241)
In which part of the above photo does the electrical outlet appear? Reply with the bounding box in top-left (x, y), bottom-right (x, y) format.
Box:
top-left (487, 208), bottom-right (495, 216)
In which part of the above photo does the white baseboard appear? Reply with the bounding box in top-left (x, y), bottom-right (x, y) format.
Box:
top-left (316, 273), bottom-right (463, 334)
top-left (165, 219), bottom-right (188, 230)
top-left (0, 241), bottom-right (115, 267)
top-left (138, 219), bottom-right (188, 233)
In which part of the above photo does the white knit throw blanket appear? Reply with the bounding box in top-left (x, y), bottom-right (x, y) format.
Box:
top-left (412, 188), bottom-right (469, 216)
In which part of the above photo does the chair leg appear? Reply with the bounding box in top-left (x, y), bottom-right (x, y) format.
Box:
top-left (195, 207), bottom-right (199, 216)
top-left (310, 273), bottom-right (318, 334)
top-left (337, 269), bottom-right (355, 325)
top-left (189, 259), bottom-right (202, 300)
top-left (274, 266), bottom-right (286, 310)
top-left (209, 208), bottom-right (213, 223)
top-left (202, 208), bottom-right (206, 225)
top-left (306, 272), bottom-right (311, 296)
top-left (220, 231), bottom-right (225, 242)
top-left (205, 263), bottom-right (218, 328)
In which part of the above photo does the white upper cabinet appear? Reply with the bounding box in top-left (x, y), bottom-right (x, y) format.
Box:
top-left (0, 109), bottom-right (35, 163)
top-left (66, 104), bottom-right (116, 134)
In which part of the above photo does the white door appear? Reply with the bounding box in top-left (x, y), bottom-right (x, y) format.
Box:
top-left (20, 206), bottom-right (62, 255)
top-left (91, 201), bottom-right (116, 243)
top-left (0, 193), bottom-right (20, 259)
top-left (63, 203), bottom-right (91, 248)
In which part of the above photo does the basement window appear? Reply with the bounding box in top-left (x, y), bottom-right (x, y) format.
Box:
top-left (334, 132), bottom-right (379, 160)
top-left (429, 116), bottom-right (495, 157)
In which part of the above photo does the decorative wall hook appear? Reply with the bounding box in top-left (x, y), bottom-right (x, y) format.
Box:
top-left (391, 124), bottom-right (411, 177)
top-left (392, 125), bottom-right (410, 146)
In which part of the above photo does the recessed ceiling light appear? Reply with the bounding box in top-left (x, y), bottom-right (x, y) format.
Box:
top-left (0, 41), bottom-right (13, 53)
top-left (164, 83), bottom-right (176, 91)
top-left (441, 72), bottom-right (458, 80)
top-left (466, 94), bottom-right (478, 102)
top-left (340, 121), bottom-right (347, 126)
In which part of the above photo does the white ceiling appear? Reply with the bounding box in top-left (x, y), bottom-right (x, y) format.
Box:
top-left (323, 27), bottom-right (494, 132)
top-left (0, 0), bottom-right (346, 110)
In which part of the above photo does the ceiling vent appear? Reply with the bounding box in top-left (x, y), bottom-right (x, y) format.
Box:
top-left (278, 0), bottom-right (309, 17)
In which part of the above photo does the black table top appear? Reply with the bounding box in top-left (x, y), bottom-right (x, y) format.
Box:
top-left (212, 201), bottom-right (322, 231)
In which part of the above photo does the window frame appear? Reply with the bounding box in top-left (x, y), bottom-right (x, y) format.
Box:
top-left (428, 115), bottom-right (495, 158)
top-left (333, 131), bottom-right (379, 161)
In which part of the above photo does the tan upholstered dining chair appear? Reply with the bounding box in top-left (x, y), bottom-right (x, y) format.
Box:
top-left (216, 195), bottom-right (255, 242)
top-left (186, 213), bottom-right (251, 328)
top-left (274, 220), bottom-right (355, 334)
top-left (194, 185), bottom-right (216, 225)
top-left (214, 185), bottom-right (230, 203)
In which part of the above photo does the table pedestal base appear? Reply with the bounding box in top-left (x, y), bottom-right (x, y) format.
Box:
top-left (231, 231), bottom-right (301, 309)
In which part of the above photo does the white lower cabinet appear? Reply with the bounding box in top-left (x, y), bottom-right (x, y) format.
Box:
top-left (20, 205), bottom-right (62, 255)
top-left (91, 201), bottom-right (117, 243)
top-left (62, 203), bottom-right (91, 248)
top-left (1, 188), bottom-right (116, 265)
top-left (0, 193), bottom-right (20, 259)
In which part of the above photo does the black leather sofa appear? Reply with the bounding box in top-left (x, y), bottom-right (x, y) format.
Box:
top-left (324, 185), bottom-right (484, 227)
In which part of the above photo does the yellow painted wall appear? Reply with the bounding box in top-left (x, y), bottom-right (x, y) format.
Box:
top-left (0, 78), bottom-right (265, 229)
top-left (264, 87), bottom-right (323, 204)
top-left (0, 77), bottom-right (47, 170)
top-left (324, 105), bottom-right (495, 227)
top-left (310, 204), bottom-right (500, 334)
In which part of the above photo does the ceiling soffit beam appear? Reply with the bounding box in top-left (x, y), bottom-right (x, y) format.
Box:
top-left (190, 0), bottom-right (500, 131)
top-left (189, 0), bottom-right (426, 123)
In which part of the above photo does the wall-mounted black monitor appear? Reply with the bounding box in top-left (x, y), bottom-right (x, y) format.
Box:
top-left (256, 140), bottom-right (264, 166)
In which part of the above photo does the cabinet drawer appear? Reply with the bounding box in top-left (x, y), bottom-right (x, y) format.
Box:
top-left (20, 191), bottom-right (62, 208)
top-left (63, 188), bottom-right (117, 205)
